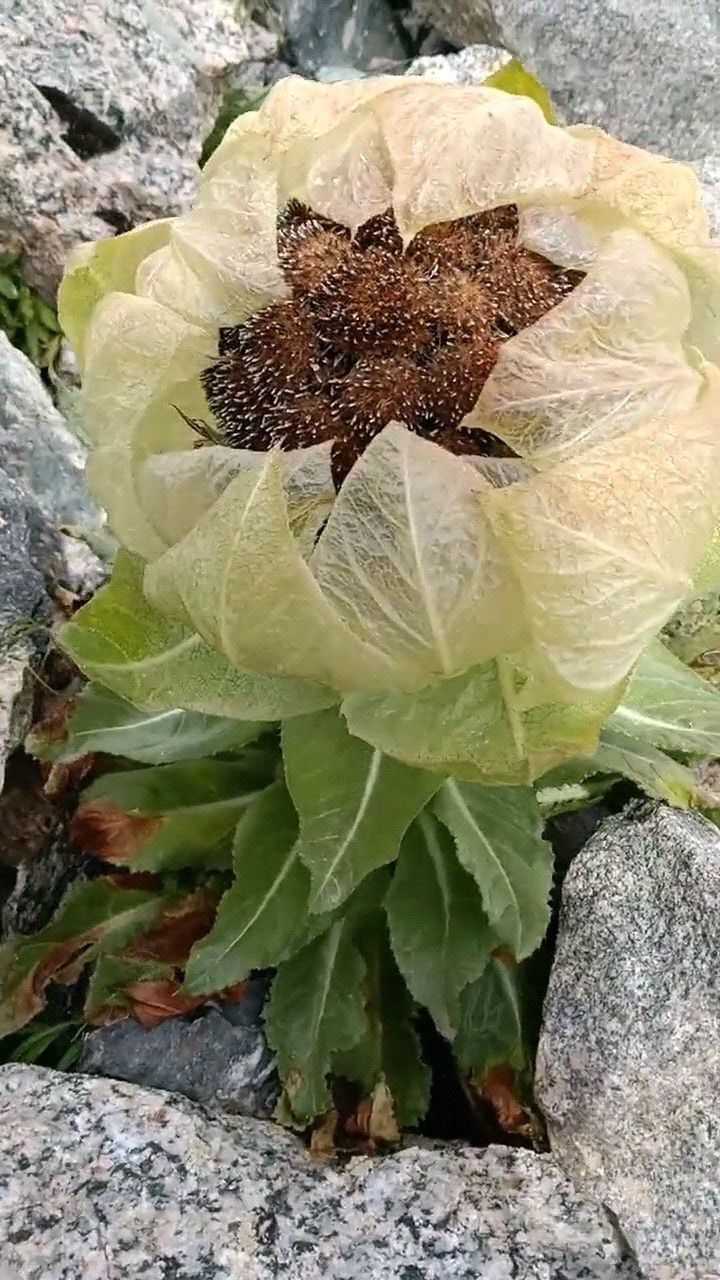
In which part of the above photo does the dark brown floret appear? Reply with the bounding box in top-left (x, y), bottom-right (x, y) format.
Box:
top-left (200, 300), bottom-right (321, 449)
top-left (478, 232), bottom-right (582, 334)
top-left (279, 224), bottom-right (356, 296)
top-left (200, 199), bottom-right (584, 486)
top-left (407, 207), bottom-right (520, 278)
top-left (308, 248), bottom-right (435, 356)
top-left (353, 209), bottom-right (404, 255)
top-left (420, 339), bottom-right (501, 433)
top-left (265, 391), bottom-right (337, 451)
top-left (330, 357), bottom-right (428, 436)
top-left (428, 270), bottom-right (496, 344)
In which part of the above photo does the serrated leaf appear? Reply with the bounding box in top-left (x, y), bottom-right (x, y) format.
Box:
top-left (433, 781), bottom-right (552, 960)
top-left (483, 57), bottom-right (556, 123)
top-left (592, 727), bottom-right (700, 806)
top-left (184, 783), bottom-right (325, 994)
top-left (608, 639), bottom-right (720, 755)
top-left (28, 683), bottom-right (266, 766)
top-left (385, 813), bottom-right (494, 1041)
top-left (343, 656), bottom-right (612, 784)
top-left (60, 552), bottom-right (336, 722)
top-left (266, 920), bottom-right (368, 1125)
top-left (283, 708), bottom-right (441, 913)
top-left (455, 952), bottom-right (527, 1077)
top-left (0, 879), bottom-right (167, 1036)
top-left (333, 913), bottom-right (430, 1128)
top-left (72, 759), bottom-right (269, 872)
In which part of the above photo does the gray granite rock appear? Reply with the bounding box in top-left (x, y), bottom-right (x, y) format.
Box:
top-left (0, 1063), bottom-right (641, 1279)
top-left (253, 0), bottom-right (409, 76)
top-left (0, 334), bottom-right (105, 789)
top-left (412, 0), bottom-right (499, 47)
top-left (407, 42), bottom-right (510, 83)
top-left (0, 476), bottom-right (49, 794)
top-left (414, 0), bottom-right (720, 160)
top-left (536, 801), bottom-right (720, 1280)
top-left (0, 333), bottom-right (94, 528)
top-left (695, 155), bottom-right (720, 237)
top-left (0, 1), bottom-right (277, 298)
top-left (80, 996), bottom-right (279, 1118)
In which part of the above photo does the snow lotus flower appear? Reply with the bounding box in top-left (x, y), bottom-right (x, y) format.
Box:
top-left (59, 75), bottom-right (720, 783)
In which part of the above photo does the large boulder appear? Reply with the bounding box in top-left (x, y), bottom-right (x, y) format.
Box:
top-left (0, 1), bottom-right (278, 297)
top-left (413, 0), bottom-right (720, 160)
top-left (536, 802), bottom-right (720, 1280)
top-left (0, 1064), bottom-right (640, 1279)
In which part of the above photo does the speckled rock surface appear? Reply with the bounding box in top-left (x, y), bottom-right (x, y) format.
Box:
top-left (536, 801), bottom-right (720, 1280)
top-left (80, 996), bottom-right (279, 1117)
top-left (0, 335), bottom-right (104, 788)
top-left (414, 0), bottom-right (720, 159)
top-left (0, 1064), bottom-right (641, 1279)
top-left (412, 0), bottom-right (498, 47)
top-left (0, 0), bottom-right (276, 297)
top-left (406, 42), bottom-right (509, 83)
top-left (0, 334), bottom-right (94, 528)
top-left (253, 0), bottom-right (408, 77)
top-left (0, 477), bottom-right (49, 793)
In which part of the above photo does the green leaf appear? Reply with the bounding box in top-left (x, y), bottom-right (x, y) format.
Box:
top-left (483, 58), bottom-right (556, 123)
top-left (265, 920), bottom-right (368, 1125)
top-left (17, 285), bottom-right (34, 324)
top-left (73, 759), bottom-right (269, 872)
top-left (385, 813), bottom-right (494, 1041)
top-left (333, 914), bottom-right (430, 1127)
top-left (455, 953), bottom-right (527, 1077)
top-left (0, 879), bottom-right (165, 1037)
top-left (60, 552), bottom-right (336, 722)
top-left (608, 639), bottom-right (720, 755)
top-left (591, 727), bottom-right (700, 806)
top-left (34, 299), bottom-right (60, 331)
top-left (0, 273), bottom-right (18, 301)
top-left (84, 954), bottom-right (173, 1023)
top-left (433, 781), bottom-right (552, 960)
top-left (8, 1020), bottom-right (78, 1065)
top-left (283, 708), bottom-right (441, 913)
top-left (28, 682), bottom-right (265, 766)
top-left (24, 320), bottom-right (41, 366)
top-left (343, 657), bottom-right (611, 785)
top-left (184, 783), bottom-right (325, 994)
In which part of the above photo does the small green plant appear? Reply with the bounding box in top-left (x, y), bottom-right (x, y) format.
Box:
top-left (6, 68), bottom-right (720, 1140)
top-left (0, 253), bottom-right (61, 368)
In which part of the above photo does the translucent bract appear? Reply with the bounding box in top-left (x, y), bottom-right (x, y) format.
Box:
top-left (59, 76), bottom-right (720, 782)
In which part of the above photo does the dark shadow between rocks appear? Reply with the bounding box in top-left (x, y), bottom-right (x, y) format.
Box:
top-left (34, 85), bottom-right (122, 159)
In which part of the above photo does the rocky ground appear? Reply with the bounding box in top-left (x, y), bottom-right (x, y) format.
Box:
top-left (1, 2), bottom-right (719, 1278)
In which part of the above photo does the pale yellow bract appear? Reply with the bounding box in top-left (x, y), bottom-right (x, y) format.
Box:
top-left (59, 75), bottom-right (720, 781)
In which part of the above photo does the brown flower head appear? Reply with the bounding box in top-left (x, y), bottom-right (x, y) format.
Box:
top-left (201, 199), bottom-right (583, 486)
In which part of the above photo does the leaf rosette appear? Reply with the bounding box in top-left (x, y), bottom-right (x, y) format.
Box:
top-left (59, 75), bottom-right (720, 784)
